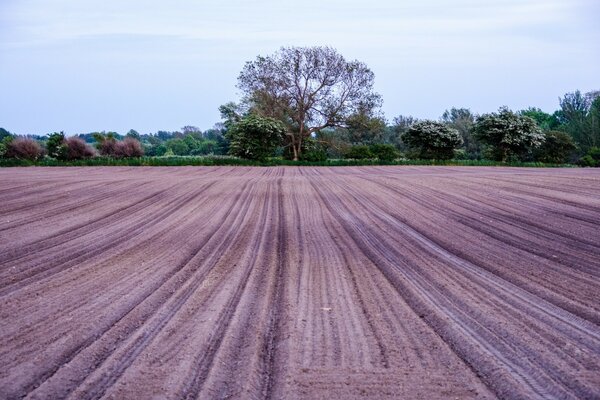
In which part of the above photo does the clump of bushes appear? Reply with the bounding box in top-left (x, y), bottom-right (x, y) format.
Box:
top-left (64, 137), bottom-right (96, 159)
top-left (369, 144), bottom-right (399, 161)
top-left (47, 132), bottom-right (96, 160)
top-left (5, 138), bottom-right (45, 160)
top-left (344, 145), bottom-right (373, 159)
top-left (94, 133), bottom-right (144, 158)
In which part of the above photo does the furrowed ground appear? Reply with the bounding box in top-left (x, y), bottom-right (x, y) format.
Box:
top-left (0, 166), bottom-right (599, 399)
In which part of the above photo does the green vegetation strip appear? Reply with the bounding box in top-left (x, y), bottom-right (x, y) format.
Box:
top-left (0, 156), bottom-right (575, 168)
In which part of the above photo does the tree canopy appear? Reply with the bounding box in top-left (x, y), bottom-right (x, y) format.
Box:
top-left (473, 107), bottom-right (544, 161)
top-left (403, 120), bottom-right (462, 160)
top-left (237, 46), bottom-right (381, 160)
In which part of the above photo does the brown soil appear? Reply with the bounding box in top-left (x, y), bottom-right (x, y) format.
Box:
top-left (1, 166), bottom-right (599, 399)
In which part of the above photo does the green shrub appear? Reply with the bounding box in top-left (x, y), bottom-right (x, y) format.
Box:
top-left (46, 132), bottom-right (68, 159)
top-left (579, 155), bottom-right (598, 167)
top-left (0, 135), bottom-right (13, 158)
top-left (345, 145), bottom-right (373, 159)
top-left (227, 114), bottom-right (285, 161)
top-left (369, 144), bottom-right (399, 161)
top-left (300, 137), bottom-right (328, 161)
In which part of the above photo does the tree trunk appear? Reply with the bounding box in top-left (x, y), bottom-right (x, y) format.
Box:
top-left (292, 143), bottom-right (299, 161)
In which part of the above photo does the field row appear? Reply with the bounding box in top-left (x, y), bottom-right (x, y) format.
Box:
top-left (1, 166), bottom-right (599, 399)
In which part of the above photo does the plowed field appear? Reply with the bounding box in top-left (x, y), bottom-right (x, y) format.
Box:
top-left (1, 166), bottom-right (599, 399)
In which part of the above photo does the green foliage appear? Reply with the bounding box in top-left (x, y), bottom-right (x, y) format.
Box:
top-left (519, 108), bottom-right (560, 131)
top-left (369, 144), bottom-right (399, 161)
top-left (403, 120), bottom-right (462, 160)
top-left (299, 137), bottom-right (328, 162)
top-left (441, 108), bottom-right (481, 159)
top-left (344, 145), bottom-right (373, 159)
top-left (578, 147), bottom-right (600, 167)
top-left (473, 107), bottom-right (544, 161)
top-left (166, 139), bottom-right (190, 156)
top-left (344, 112), bottom-right (387, 145)
top-left (46, 131), bottom-right (68, 159)
top-left (534, 131), bottom-right (576, 163)
top-left (0, 155), bottom-right (574, 168)
top-left (126, 129), bottom-right (141, 140)
top-left (556, 90), bottom-right (600, 152)
top-left (0, 134), bottom-right (14, 158)
top-left (0, 128), bottom-right (12, 141)
top-left (237, 46), bottom-right (381, 159)
top-left (227, 114), bottom-right (285, 161)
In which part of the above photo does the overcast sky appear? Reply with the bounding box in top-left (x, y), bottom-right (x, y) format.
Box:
top-left (1, 0), bottom-right (598, 135)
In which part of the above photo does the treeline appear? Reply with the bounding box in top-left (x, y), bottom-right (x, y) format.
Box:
top-left (1, 46), bottom-right (599, 167)
top-left (217, 89), bottom-right (600, 166)
top-left (1, 88), bottom-right (598, 167)
top-left (0, 126), bottom-right (230, 162)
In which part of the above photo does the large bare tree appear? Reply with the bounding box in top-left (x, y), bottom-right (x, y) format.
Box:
top-left (237, 46), bottom-right (381, 160)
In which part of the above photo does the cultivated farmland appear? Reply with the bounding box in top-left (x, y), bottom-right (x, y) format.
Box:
top-left (1, 166), bottom-right (599, 399)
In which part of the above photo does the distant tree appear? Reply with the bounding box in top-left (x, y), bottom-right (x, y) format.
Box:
top-left (203, 127), bottom-right (230, 155)
top-left (126, 129), bottom-right (141, 140)
top-left (166, 139), bottom-right (190, 156)
top-left (534, 131), bottom-right (576, 163)
top-left (0, 128), bottom-right (12, 141)
top-left (519, 107), bottom-right (560, 131)
top-left (46, 131), bottom-right (68, 159)
top-left (473, 107), bottom-right (544, 161)
top-left (156, 131), bottom-right (174, 141)
top-left (557, 90), bottom-right (600, 151)
top-left (0, 134), bottom-right (13, 158)
top-left (227, 114), bottom-right (285, 161)
top-left (343, 108), bottom-right (387, 145)
top-left (237, 46), bottom-right (381, 160)
top-left (386, 115), bottom-right (418, 151)
top-left (403, 120), bottom-right (462, 160)
top-left (441, 108), bottom-right (480, 159)
top-left (181, 126), bottom-right (202, 137)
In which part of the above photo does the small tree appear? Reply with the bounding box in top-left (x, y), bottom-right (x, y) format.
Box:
top-left (534, 131), bottom-right (576, 163)
top-left (46, 132), bottom-right (68, 159)
top-left (0, 134), bottom-right (14, 158)
top-left (227, 114), bottom-right (285, 161)
top-left (474, 107), bottom-right (544, 161)
top-left (402, 120), bottom-right (462, 159)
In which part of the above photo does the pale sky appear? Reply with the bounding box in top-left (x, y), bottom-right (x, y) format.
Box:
top-left (1, 0), bottom-right (598, 135)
